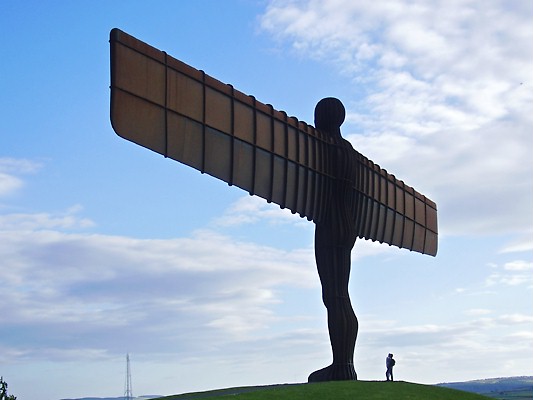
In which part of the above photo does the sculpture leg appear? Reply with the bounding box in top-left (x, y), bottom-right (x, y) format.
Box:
top-left (309, 240), bottom-right (358, 382)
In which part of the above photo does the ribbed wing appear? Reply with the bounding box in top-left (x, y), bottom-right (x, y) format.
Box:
top-left (110, 28), bottom-right (438, 256)
top-left (352, 154), bottom-right (438, 256)
top-left (110, 28), bottom-right (332, 223)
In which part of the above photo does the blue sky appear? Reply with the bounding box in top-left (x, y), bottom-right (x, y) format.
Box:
top-left (1, 1), bottom-right (532, 399)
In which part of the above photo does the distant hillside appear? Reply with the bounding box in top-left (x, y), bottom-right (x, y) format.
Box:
top-left (438, 376), bottom-right (533, 399)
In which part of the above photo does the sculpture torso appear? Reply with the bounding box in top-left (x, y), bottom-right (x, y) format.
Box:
top-left (316, 136), bottom-right (359, 249)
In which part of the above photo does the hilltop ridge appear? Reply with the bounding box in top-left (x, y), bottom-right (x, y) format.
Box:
top-left (61, 376), bottom-right (532, 400)
top-left (438, 376), bottom-right (533, 398)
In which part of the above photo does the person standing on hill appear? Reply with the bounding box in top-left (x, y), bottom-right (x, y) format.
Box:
top-left (386, 353), bottom-right (396, 381)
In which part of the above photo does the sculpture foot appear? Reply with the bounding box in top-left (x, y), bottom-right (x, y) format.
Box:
top-left (308, 363), bottom-right (357, 382)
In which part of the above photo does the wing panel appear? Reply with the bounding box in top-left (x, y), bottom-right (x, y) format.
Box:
top-left (305, 169), bottom-right (315, 220)
top-left (205, 87), bottom-right (231, 134)
top-left (395, 184), bottom-right (405, 215)
top-left (113, 40), bottom-right (165, 107)
top-left (296, 165), bottom-right (307, 215)
top-left (391, 213), bottom-right (404, 248)
top-left (404, 188), bottom-right (415, 221)
top-left (403, 219), bottom-right (415, 250)
top-left (271, 155), bottom-right (287, 208)
top-left (253, 147), bottom-right (273, 201)
top-left (353, 155), bottom-right (438, 256)
top-left (234, 102), bottom-right (254, 143)
top-left (424, 230), bottom-right (438, 256)
top-left (111, 90), bottom-right (166, 155)
top-left (287, 125), bottom-right (298, 161)
top-left (415, 195), bottom-right (426, 227)
top-left (285, 161), bottom-right (298, 213)
top-left (256, 112), bottom-right (272, 151)
top-left (166, 113), bottom-right (203, 170)
top-left (232, 140), bottom-right (254, 192)
top-left (167, 67), bottom-right (203, 122)
top-left (426, 202), bottom-right (438, 233)
top-left (204, 127), bottom-right (232, 183)
top-left (413, 224), bottom-right (426, 254)
top-left (273, 120), bottom-right (285, 156)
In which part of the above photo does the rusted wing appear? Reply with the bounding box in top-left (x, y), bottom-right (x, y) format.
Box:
top-left (353, 155), bottom-right (438, 256)
top-left (109, 28), bottom-right (437, 256)
top-left (110, 28), bottom-right (332, 223)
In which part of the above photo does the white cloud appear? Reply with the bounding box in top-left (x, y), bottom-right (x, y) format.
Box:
top-left (498, 314), bottom-right (533, 324)
top-left (0, 217), bottom-right (318, 364)
top-left (499, 234), bottom-right (533, 254)
top-left (0, 172), bottom-right (23, 197)
top-left (0, 157), bottom-right (42, 174)
top-left (508, 331), bottom-right (533, 341)
top-left (485, 260), bottom-right (533, 287)
top-left (213, 195), bottom-right (304, 227)
top-left (261, 0), bottom-right (533, 238)
top-left (503, 260), bottom-right (533, 271)
top-left (0, 207), bottom-right (94, 231)
top-left (0, 158), bottom-right (42, 198)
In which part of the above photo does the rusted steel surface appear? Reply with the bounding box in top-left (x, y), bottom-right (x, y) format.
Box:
top-left (110, 28), bottom-right (437, 256)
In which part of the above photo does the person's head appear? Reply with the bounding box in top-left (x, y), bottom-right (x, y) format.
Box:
top-left (314, 97), bottom-right (345, 137)
top-left (388, 353), bottom-right (393, 358)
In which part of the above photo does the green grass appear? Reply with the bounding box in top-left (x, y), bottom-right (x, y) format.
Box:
top-left (157, 380), bottom-right (492, 400)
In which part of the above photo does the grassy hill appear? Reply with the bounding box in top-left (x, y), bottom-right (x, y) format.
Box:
top-left (156, 380), bottom-right (492, 400)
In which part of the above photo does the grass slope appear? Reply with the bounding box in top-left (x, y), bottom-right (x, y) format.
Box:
top-left (157, 381), bottom-right (492, 400)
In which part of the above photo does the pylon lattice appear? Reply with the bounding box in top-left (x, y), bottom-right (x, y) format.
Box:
top-left (124, 353), bottom-right (133, 400)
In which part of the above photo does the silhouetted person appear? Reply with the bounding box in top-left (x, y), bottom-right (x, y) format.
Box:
top-left (386, 353), bottom-right (395, 381)
top-left (308, 98), bottom-right (360, 382)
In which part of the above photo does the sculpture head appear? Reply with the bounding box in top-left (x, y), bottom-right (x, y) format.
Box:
top-left (314, 97), bottom-right (345, 137)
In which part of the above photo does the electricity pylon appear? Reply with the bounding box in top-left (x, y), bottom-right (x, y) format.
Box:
top-left (124, 353), bottom-right (133, 400)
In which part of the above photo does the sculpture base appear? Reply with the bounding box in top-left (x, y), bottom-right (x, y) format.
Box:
top-left (308, 363), bottom-right (357, 382)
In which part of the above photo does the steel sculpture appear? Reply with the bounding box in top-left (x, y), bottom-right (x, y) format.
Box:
top-left (109, 28), bottom-right (438, 382)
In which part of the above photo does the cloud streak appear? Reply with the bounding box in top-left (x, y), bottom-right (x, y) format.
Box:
top-left (0, 158), bottom-right (42, 198)
top-left (0, 209), bottom-right (318, 365)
